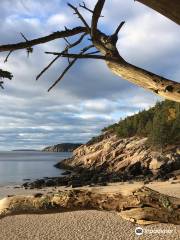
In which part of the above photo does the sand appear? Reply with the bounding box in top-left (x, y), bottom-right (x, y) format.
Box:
top-left (0, 181), bottom-right (179, 240)
top-left (0, 210), bottom-right (179, 240)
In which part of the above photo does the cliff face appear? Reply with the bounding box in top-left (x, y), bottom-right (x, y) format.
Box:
top-left (57, 134), bottom-right (180, 180)
top-left (42, 143), bottom-right (82, 152)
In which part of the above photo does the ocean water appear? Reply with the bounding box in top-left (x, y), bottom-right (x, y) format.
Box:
top-left (0, 151), bottom-right (72, 186)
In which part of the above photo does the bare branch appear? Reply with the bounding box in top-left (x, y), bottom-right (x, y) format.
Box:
top-left (87, 50), bottom-right (100, 55)
top-left (91, 0), bottom-right (105, 38)
top-left (20, 32), bottom-right (33, 57)
top-left (4, 50), bottom-right (13, 63)
top-left (107, 21), bottom-right (125, 46)
top-left (68, 3), bottom-right (90, 32)
top-left (79, 2), bottom-right (104, 17)
top-left (113, 21), bottom-right (125, 37)
top-left (36, 55), bottom-right (60, 81)
top-left (48, 45), bottom-right (94, 91)
top-left (64, 37), bottom-right (71, 46)
top-left (36, 33), bottom-right (87, 80)
top-left (0, 81), bottom-right (4, 89)
top-left (79, 2), bottom-right (93, 13)
top-left (0, 27), bottom-right (87, 52)
top-left (65, 32), bottom-right (87, 49)
top-left (48, 58), bottom-right (76, 92)
top-left (20, 32), bottom-right (29, 42)
top-left (45, 51), bottom-right (107, 60)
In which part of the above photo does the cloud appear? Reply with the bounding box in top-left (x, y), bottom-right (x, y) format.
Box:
top-left (47, 13), bottom-right (70, 28)
top-left (0, 0), bottom-right (179, 150)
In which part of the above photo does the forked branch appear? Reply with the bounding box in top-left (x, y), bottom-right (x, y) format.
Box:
top-left (47, 45), bottom-right (94, 91)
top-left (79, 2), bottom-right (94, 13)
top-left (79, 2), bottom-right (104, 17)
top-left (68, 3), bottom-right (90, 32)
top-left (0, 0), bottom-right (179, 102)
top-left (36, 32), bottom-right (87, 80)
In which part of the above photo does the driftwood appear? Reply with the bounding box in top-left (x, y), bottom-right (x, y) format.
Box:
top-left (0, 186), bottom-right (179, 225)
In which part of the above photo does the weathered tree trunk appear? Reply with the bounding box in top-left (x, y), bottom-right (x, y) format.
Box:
top-left (106, 59), bottom-right (180, 102)
top-left (137, 0), bottom-right (180, 25)
top-left (0, 186), bottom-right (179, 225)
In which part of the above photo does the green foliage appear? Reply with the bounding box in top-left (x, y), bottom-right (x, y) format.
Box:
top-left (0, 69), bottom-right (13, 80)
top-left (86, 135), bottom-right (105, 146)
top-left (103, 100), bottom-right (180, 147)
top-left (0, 69), bottom-right (13, 89)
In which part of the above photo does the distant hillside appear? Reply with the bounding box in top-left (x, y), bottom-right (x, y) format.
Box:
top-left (12, 149), bottom-right (37, 151)
top-left (102, 100), bottom-right (180, 148)
top-left (42, 143), bottom-right (82, 152)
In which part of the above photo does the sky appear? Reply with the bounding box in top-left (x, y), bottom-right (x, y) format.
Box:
top-left (0, 0), bottom-right (180, 150)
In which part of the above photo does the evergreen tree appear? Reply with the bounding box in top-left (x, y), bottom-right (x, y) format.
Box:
top-left (102, 100), bottom-right (180, 148)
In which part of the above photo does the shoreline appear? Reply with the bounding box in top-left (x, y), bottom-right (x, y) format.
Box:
top-left (1, 179), bottom-right (180, 199)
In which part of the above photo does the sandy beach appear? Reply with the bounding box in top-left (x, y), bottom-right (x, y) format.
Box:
top-left (0, 181), bottom-right (179, 240)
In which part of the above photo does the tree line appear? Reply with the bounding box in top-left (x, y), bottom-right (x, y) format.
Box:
top-left (103, 100), bottom-right (180, 148)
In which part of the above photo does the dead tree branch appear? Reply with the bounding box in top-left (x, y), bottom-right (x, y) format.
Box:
top-left (4, 50), bottom-right (13, 63)
top-left (48, 45), bottom-right (94, 91)
top-left (0, 0), bottom-right (179, 102)
top-left (68, 3), bottom-right (90, 32)
top-left (79, 2), bottom-right (94, 13)
top-left (113, 21), bottom-right (125, 38)
top-left (36, 33), bottom-right (87, 80)
top-left (79, 2), bottom-right (104, 17)
top-left (20, 32), bottom-right (33, 57)
top-left (0, 27), bottom-right (87, 52)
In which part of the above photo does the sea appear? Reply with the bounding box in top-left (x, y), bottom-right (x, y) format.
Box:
top-left (0, 151), bottom-right (72, 186)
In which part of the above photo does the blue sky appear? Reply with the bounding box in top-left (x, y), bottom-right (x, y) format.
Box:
top-left (0, 0), bottom-right (180, 150)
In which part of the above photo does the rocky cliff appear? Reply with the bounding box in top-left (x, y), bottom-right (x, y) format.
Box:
top-left (56, 134), bottom-right (180, 181)
top-left (42, 143), bottom-right (82, 152)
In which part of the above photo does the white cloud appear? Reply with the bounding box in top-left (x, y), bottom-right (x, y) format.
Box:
top-left (47, 13), bottom-right (70, 27)
top-left (0, 0), bottom-right (179, 150)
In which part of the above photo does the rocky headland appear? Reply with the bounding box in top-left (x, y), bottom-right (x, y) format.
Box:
top-left (22, 133), bottom-right (180, 190)
top-left (24, 101), bottom-right (180, 189)
top-left (42, 143), bottom-right (82, 152)
top-left (56, 134), bottom-right (179, 179)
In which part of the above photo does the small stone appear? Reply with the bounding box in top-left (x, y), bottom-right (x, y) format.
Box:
top-left (33, 193), bottom-right (43, 198)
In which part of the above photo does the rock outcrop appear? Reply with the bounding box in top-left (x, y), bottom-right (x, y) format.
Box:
top-left (56, 134), bottom-right (180, 181)
top-left (42, 143), bottom-right (82, 152)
